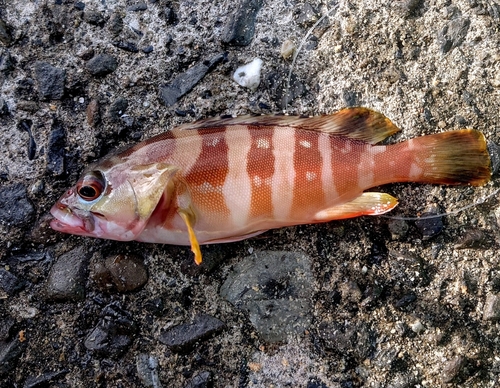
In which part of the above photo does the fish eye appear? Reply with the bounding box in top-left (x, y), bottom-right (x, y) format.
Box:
top-left (77, 171), bottom-right (105, 201)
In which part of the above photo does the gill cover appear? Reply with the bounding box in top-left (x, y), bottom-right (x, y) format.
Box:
top-left (88, 162), bottom-right (179, 239)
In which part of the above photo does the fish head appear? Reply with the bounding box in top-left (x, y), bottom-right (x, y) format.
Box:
top-left (50, 161), bottom-right (179, 241)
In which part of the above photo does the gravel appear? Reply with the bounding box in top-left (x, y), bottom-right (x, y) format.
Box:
top-left (2, 0), bottom-right (500, 386)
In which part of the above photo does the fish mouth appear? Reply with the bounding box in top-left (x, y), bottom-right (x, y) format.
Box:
top-left (49, 204), bottom-right (93, 235)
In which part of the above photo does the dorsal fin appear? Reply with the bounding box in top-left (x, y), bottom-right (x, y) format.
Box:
top-left (174, 107), bottom-right (400, 144)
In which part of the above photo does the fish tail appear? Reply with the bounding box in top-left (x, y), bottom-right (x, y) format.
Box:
top-left (404, 129), bottom-right (491, 186)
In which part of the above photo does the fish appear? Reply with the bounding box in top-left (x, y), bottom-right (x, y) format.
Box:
top-left (50, 107), bottom-right (493, 265)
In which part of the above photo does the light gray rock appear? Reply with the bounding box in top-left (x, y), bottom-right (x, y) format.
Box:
top-left (220, 251), bottom-right (313, 342)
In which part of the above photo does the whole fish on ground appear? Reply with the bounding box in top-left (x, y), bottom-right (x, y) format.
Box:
top-left (50, 107), bottom-right (495, 265)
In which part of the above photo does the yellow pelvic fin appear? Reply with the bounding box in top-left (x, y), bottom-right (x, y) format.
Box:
top-left (313, 192), bottom-right (398, 221)
top-left (178, 209), bottom-right (202, 265)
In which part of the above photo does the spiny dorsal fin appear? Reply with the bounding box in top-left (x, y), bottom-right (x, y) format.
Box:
top-left (174, 107), bottom-right (400, 144)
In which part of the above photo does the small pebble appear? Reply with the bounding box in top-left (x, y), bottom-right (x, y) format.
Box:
top-left (441, 356), bottom-right (466, 383)
top-left (0, 269), bottom-right (22, 295)
top-left (454, 229), bottom-right (487, 249)
top-left (0, 97), bottom-right (9, 115)
top-left (0, 337), bottom-right (26, 374)
top-left (86, 99), bottom-right (100, 127)
top-left (0, 183), bottom-right (35, 227)
top-left (86, 54), bottom-right (118, 77)
top-left (83, 10), bottom-right (105, 26)
top-left (159, 53), bottom-right (225, 106)
top-left (410, 319), bottom-right (425, 333)
top-left (415, 204), bottom-right (443, 240)
top-left (136, 354), bottom-right (161, 388)
top-left (233, 58), bottom-right (263, 91)
top-left (221, 0), bottom-right (262, 46)
top-left (185, 371), bottom-right (212, 388)
top-left (159, 314), bottom-right (225, 353)
top-left (45, 118), bottom-right (66, 177)
top-left (34, 62), bottom-right (66, 100)
top-left (107, 96), bottom-right (128, 121)
top-left (23, 370), bottom-right (68, 388)
top-left (84, 302), bottom-right (136, 357)
top-left (45, 246), bottom-right (89, 301)
top-left (112, 41), bottom-right (139, 53)
top-left (483, 293), bottom-right (500, 321)
top-left (0, 18), bottom-right (13, 46)
top-left (281, 39), bottom-right (295, 59)
top-left (128, 3), bottom-right (148, 12)
top-left (91, 254), bottom-right (148, 292)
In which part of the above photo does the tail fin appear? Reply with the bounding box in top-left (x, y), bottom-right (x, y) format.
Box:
top-left (408, 129), bottom-right (491, 186)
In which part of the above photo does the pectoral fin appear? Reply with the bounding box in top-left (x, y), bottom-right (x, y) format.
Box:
top-left (313, 192), bottom-right (398, 221)
top-left (178, 208), bottom-right (203, 265)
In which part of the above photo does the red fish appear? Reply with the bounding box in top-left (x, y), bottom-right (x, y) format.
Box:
top-left (50, 108), bottom-right (492, 264)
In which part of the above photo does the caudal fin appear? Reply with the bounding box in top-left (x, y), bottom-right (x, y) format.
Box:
top-left (408, 129), bottom-right (491, 186)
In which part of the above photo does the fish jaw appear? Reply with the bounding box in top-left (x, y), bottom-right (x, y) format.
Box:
top-left (50, 202), bottom-right (100, 237)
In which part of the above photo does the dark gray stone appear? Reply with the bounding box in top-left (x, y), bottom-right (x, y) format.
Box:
top-left (454, 229), bottom-right (488, 249)
top-left (263, 71), bottom-right (306, 109)
top-left (45, 246), bottom-right (89, 301)
top-left (86, 54), bottom-right (118, 76)
top-left (317, 322), bottom-right (375, 359)
top-left (159, 53), bottom-right (225, 106)
top-left (128, 3), bottom-right (148, 12)
top-left (442, 356), bottom-right (466, 383)
top-left (0, 338), bottom-right (26, 375)
top-left (23, 370), bottom-right (67, 388)
top-left (159, 314), bottom-right (225, 352)
top-left (307, 378), bottom-right (328, 388)
top-left (91, 254), bottom-right (148, 292)
top-left (34, 62), bottom-right (66, 100)
top-left (415, 204), bottom-right (443, 240)
top-left (397, 0), bottom-right (425, 18)
top-left (83, 10), bottom-right (105, 26)
top-left (108, 13), bottom-right (124, 36)
top-left (0, 183), bottom-right (35, 227)
top-left (136, 354), bottom-right (161, 388)
top-left (343, 89), bottom-right (361, 107)
top-left (0, 318), bottom-right (14, 342)
top-left (184, 371), bottom-right (212, 388)
top-left (163, 6), bottom-right (176, 24)
top-left (220, 251), bottom-right (313, 342)
top-left (0, 270), bottom-right (22, 296)
top-left (294, 3), bottom-right (320, 27)
top-left (0, 97), bottom-right (8, 116)
top-left (84, 303), bottom-right (136, 357)
top-left (394, 293), bottom-right (417, 309)
top-left (107, 97), bottom-right (128, 121)
top-left (0, 49), bottom-right (14, 75)
top-left (438, 17), bottom-right (470, 54)
top-left (0, 18), bottom-right (12, 46)
top-left (18, 119), bottom-right (36, 160)
top-left (112, 41), bottom-right (139, 53)
top-left (45, 118), bottom-right (66, 177)
top-left (222, 0), bottom-right (262, 46)
top-left (483, 293), bottom-right (500, 321)
top-left (388, 218), bottom-right (409, 240)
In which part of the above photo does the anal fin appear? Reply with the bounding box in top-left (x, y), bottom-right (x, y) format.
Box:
top-left (313, 192), bottom-right (398, 221)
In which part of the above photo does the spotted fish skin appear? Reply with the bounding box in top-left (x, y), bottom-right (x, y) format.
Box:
top-left (50, 108), bottom-right (492, 264)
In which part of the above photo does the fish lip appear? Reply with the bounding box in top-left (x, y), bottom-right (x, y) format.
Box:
top-left (49, 204), bottom-right (88, 234)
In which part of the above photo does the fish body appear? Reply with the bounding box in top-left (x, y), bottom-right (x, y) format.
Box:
top-left (50, 108), bottom-right (492, 264)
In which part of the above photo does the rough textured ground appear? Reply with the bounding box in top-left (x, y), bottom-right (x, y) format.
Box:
top-left (1, 0), bottom-right (500, 387)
